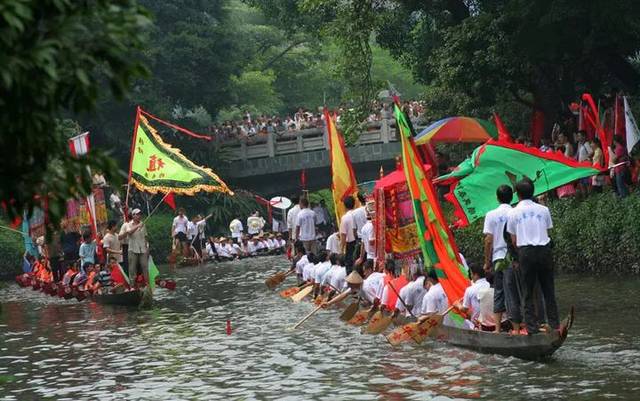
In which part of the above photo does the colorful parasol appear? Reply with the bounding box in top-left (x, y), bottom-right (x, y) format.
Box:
top-left (415, 117), bottom-right (498, 145)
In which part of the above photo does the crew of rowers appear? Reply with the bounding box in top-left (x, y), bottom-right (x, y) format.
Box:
top-left (16, 208), bottom-right (174, 300)
top-left (17, 252), bottom-right (133, 300)
top-left (288, 178), bottom-right (558, 336)
top-left (290, 239), bottom-right (496, 331)
top-left (205, 234), bottom-right (287, 261)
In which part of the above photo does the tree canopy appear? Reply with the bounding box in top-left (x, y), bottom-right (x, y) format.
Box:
top-left (0, 0), bottom-right (150, 225)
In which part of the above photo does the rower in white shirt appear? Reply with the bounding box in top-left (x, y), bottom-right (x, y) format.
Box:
top-left (395, 274), bottom-right (426, 317)
top-left (454, 264), bottom-right (490, 329)
top-left (302, 254), bottom-right (318, 282)
top-left (361, 261), bottom-right (385, 304)
top-left (418, 269), bottom-right (452, 326)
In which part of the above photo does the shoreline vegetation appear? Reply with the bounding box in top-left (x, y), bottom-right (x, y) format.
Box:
top-left (2, 189), bottom-right (640, 279)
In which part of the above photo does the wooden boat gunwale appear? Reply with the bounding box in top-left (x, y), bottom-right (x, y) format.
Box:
top-left (91, 289), bottom-right (143, 307)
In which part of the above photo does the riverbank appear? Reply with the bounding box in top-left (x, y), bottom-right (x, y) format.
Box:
top-left (455, 190), bottom-right (640, 274)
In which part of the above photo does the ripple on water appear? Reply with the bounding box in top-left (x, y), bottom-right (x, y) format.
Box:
top-left (1, 260), bottom-right (639, 400)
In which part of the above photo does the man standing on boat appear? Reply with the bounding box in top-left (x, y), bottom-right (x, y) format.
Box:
top-left (340, 196), bottom-right (357, 274)
top-left (172, 208), bottom-right (189, 257)
top-left (124, 208), bottom-right (149, 285)
top-left (295, 198), bottom-right (317, 254)
top-left (483, 185), bottom-right (521, 333)
top-left (506, 179), bottom-right (559, 335)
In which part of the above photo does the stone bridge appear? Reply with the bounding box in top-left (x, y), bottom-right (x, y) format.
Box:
top-left (221, 120), bottom-right (424, 197)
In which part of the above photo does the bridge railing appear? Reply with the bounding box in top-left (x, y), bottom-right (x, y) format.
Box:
top-left (222, 119), bottom-right (424, 161)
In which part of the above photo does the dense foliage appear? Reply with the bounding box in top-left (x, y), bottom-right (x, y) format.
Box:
top-left (0, 0), bottom-right (150, 228)
top-left (455, 191), bottom-right (640, 275)
top-left (250, 0), bottom-right (640, 135)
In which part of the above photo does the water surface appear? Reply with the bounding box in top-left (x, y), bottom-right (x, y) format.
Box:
top-left (0, 256), bottom-right (638, 400)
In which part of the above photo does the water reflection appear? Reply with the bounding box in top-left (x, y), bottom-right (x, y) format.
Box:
top-left (0, 257), bottom-right (639, 400)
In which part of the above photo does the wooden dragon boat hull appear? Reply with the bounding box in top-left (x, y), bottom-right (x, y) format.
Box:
top-left (92, 289), bottom-right (143, 307)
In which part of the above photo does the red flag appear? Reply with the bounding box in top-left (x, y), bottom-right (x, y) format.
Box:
top-left (530, 109), bottom-right (545, 147)
top-left (581, 93), bottom-right (610, 166)
top-left (163, 192), bottom-right (176, 210)
top-left (493, 113), bottom-right (512, 142)
top-left (300, 169), bottom-right (306, 190)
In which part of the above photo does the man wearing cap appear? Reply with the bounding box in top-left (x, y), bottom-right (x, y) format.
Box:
top-left (123, 209), bottom-right (148, 285)
top-left (322, 269), bottom-right (363, 308)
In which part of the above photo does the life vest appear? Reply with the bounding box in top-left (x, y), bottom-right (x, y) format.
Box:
top-left (85, 271), bottom-right (97, 292)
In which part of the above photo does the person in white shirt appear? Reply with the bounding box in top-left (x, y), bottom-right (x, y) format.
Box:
top-left (361, 261), bottom-right (385, 304)
top-left (312, 202), bottom-right (327, 234)
top-left (507, 178), bottom-right (558, 335)
top-left (356, 203), bottom-right (376, 266)
top-left (287, 197), bottom-right (301, 242)
top-left (325, 230), bottom-right (340, 255)
top-left (302, 254), bottom-right (318, 282)
top-left (172, 208), bottom-right (190, 257)
top-left (312, 251), bottom-right (332, 297)
top-left (295, 198), bottom-right (317, 254)
top-left (323, 254), bottom-right (346, 291)
top-left (247, 212), bottom-right (265, 236)
top-left (352, 193), bottom-right (368, 239)
top-left (339, 196), bottom-right (357, 274)
top-left (455, 264), bottom-right (491, 329)
top-left (483, 185), bottom-right (520, 333)
top-left (395, 274), bottom-right (426, 317)
top-left (418, 270), bottom-right (451, 326)
top-left (229, 218), bottom-right (244, 243)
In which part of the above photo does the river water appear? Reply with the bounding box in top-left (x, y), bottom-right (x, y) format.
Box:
top-left (0, 256), bottom-right (638, 400)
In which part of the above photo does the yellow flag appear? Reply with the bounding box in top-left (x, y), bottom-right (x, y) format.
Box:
top-left (324, 108), bottom-right (358, 226)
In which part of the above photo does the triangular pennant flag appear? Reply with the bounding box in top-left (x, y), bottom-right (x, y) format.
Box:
top-left (493, 113), bottom-right (512, 143)
top-left (129, 109), bottom-right (233, 196)
top-left (148, 256), bottom-right (160, 290)
top-left (324, 107), bottom-right (358, 225)
top-left (163, 192), bottom-right (176, 210)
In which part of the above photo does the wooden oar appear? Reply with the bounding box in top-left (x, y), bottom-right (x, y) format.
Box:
top-left (347, 305), bottom-right (376, 326)
top-left (291, 303), bottom-right (324, 329)
top-left (363, 309), bottom-right (394, 334)
top-left (290, 284), bottom-right (314, 303)
top-left (386, 305), bottom-right (456, 346)
top-left (339, 302), bottom-right (359, 321)
top-left (265, 269), bottom-right (295, 290)
top-left (409, 305), bottom-right (456, 344)
top-left (279, 286), bottom-right (300, 298)
top-left (364, 282), bottom-right (405, 335)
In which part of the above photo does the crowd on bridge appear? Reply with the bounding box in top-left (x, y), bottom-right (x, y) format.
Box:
top-left (207, 100), bottom-right (426, 143)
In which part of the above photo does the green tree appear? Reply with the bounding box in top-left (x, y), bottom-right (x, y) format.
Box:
top-left (0, 0), bottom-right (150, 226)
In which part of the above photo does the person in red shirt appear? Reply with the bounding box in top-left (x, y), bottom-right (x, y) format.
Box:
top-left (612, 137), bottom-right (630, 197)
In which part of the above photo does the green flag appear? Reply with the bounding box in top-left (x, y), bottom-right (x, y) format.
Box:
top-left (148, 256), bottom-right (160, 290)
top-left (437, 141), bottom-right (602, 227)
top-left (129, 109), bottom-right (233, 196)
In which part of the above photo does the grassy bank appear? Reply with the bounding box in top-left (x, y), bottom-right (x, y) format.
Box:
top-left (455, 191), bottom-right (640, 274)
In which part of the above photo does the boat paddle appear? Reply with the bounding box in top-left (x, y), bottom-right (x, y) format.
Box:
top-left (386, 304), bottom-right (456, 346)
top-left (347, 305), bottom-right (376, 326)
top-left (339, 301), bottom-right (360, 321)
top-left (291, 304), bottom-right (324, 329)
top-left (364, 282), bottom-right (404, 335)
top-left (265, 269), bottom-right (295, 290)
top-left (290, 283), bottom-right (314, 303)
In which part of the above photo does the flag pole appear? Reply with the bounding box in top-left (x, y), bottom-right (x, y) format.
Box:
top-left (125, 106), bottom-right (142, 215)
top-left (143, 192), bottom-right (172, 224)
